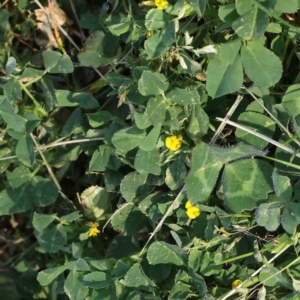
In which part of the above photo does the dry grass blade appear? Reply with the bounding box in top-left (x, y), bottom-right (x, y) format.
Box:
top-left (244, 87), bottom-right (300, 147)
top-left (140, 186), bottom-right (186, 254)
top-left (210, 94), bottom-right (243, 145)
top-left (216, 117), bottom-right (300, 158)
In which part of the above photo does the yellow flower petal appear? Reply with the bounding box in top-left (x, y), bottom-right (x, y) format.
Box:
top-left (155, 0), bottom-right (169, 10)
top-left (185, 200), bottom-right (193, 209)
top-left (88, 227), bottom-right (100, 237)
top-left (165, 135), bottom-right (182, 151)
top-left (232, 279), bottom-right (242, 289)
top-left (186, 206), bottom-right (200, 219)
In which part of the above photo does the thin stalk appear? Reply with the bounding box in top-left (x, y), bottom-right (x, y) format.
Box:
top-left (216, 118), bottom-right (300, 159)
top-left (30, 133), bottom-right (61, 191)
top-left (210, 95), bottom-right (243, 145)
top-left (244, 88), bottom-right (300, 147)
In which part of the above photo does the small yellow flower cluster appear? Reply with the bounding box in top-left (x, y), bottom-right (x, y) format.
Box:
top-left (141, 0), bottom-right (169, 10)
top-left (231, 279), bottom-right (242, 288)
top-left (88, 222), bottom-right (100, 237)
top-left (155, 0), bottom-right (169, 10)
top-left (165, 135), bottom-right (182, 151)
top-left (185, 200), bottom-right (200, 219)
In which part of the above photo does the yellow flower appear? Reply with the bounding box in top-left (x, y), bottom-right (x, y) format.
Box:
top-left (232, 279), bottom-right (242, 289)
top-left (165, 135), bottom-right (182, 151)
top-left (88, 222), bottom-right (100, 237)
top-left (185, 200), bottom-right (193, 209)
top-left (146, 30), bottom-right (153, 37)
top-left (186, 206), bottom-right (200, 219)
top-left (155, 0), bottom-right (169, 10)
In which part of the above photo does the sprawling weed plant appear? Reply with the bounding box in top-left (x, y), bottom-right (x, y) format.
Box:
top-left (1, 0), bottom-right (300, 299)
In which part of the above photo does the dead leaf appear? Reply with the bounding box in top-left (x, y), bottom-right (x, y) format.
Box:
top-left (34, 0), bottom-right (72, 48)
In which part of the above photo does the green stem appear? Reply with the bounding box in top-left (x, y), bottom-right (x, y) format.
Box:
top-left (216, 246), bottom-right (274, 265)
top-left (217, 242), bottom-right (292, 300)
top-left (23, 71), bottom-right (47, 87)
top-left (17, 79), bottom-right (48, 117)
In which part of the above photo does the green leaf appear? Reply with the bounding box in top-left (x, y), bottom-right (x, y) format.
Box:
top-left (178, 52), bottom-right (201, 74)
top-left (87, 111), bottom-right (113, 128)
top-left (59, 211), bottom-right (82, 223)
top-left (273, 172), bottom-right (292, 202)
top-left (186, 104), bottom-right (209, 140)
top-left (33, 212), bottom-right (57, 232)
top-left (255, 202), bottom-right (281, 231)
top-left (106, 13), bottom-right (131, 36)
top-left (89, 145), bottom-right (121, 172)
top-left (138, 71), bottom-right (169, 96)
top-left (134, 149), bottom-right (161, 175)
top-left (200, 251), bottom-right (222, 276)
top-left (65, 258), bottom-right (90, 272)
top-left (139, 126), bottom-right (161, 151)
top-left (0, 140), bottom-right (20, 174)
top-left (3, 77), bottom-right (22, 102)
top-left (0, 98), bottom-right (27, 132)
top-left (145, 9), bottom-right (168, 30)
top-left (145, 264), bottom-right (171, 283)
top-left (0, 186), bottom-right (32, 215)
top-left (31, 176), bottom-right (59, 207)
top-left (241, 42), bottom-right (282, 87)
top-left (144, 32), bottom-right (168, 59)
top-left (144, 97), bottom-right (166, 126)
top-left (259, 267), bottom-right (290, 287)
top-left (37, 266), bottom-right (66, 286)
top-left (165, 157), bottom-right (187, 190)
top-left (232, 6), bottom-right (269, 40)
top-left (187, 0), bottom-right (206, 17)
top-left (83, 271), bottom-right (113, 289)
top-left (55, 90), bottom-right (100, 109)
top-left (235, 111), bottom-right (276, 148)
top-left (147, 241), bottom-right (185, 266)
top-left (188, 269), bottom-right (207, 298)
top-left (186, 143), bottom-right (265, 204)
top-left (38, 225), bottom-right (67, 253)
top-left (125, 263), bottom-right (156, 291)
top-left (206, 52), bottom-right (243, 98)
top-left (135, 113), bottom-right (152, 129)
top-left (281, 203), bottom-right (300, 234)
top-left (108, 22), bottom-right (130, 36)
top-left (0, 9), bottom-right (10, 31)
top-left (42, 51), bottom-right (74, 74)
top-left (218, 3), bottom-right (239, 23)
top-left (112, 125), bottom-right (146, 152)
top-left (275, 0), bottom-right (298, 13)
top-left (282, 84), bottom-right (300, 121)
top-left (111, 203), bottom-right (149, 236)
top-left (64, 271), bottom-right (89, 300)
top-left (166, 88), bottom-right (200, 105)
top-left (6, 165), bottom-right (32, 189)
top-left (120, 172), bottom-right (148, 202)
top-left (80, 186), bottom-right (112, 219)
top-left (16, 135), bottom-right (34, 167)
top-left (223, 159), bottom-right (273, 213)
top-left (235, 0), bottom-right (252, 15)
top-left (60, 107), bottom-right (82, 137)
top-left (219, 39), bottom-right (242, 64)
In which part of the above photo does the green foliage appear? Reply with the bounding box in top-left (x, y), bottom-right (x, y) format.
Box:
top-left (2, 1), bottom-right (300, 300)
